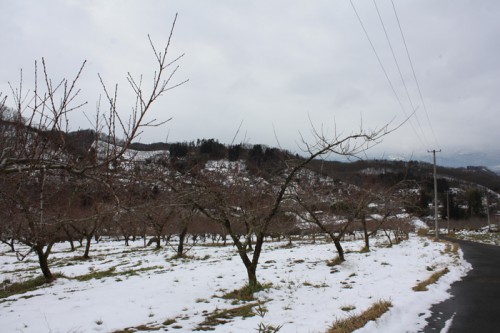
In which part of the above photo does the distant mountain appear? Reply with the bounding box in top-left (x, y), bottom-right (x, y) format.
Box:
top-left (408, 150), bottom-right (500, 173)
top-left (306, 158), bottom-right (500, 193)
top-left (439, 150), bottom-right (500, 173)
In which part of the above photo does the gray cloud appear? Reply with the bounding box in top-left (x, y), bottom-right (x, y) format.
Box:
top-left (1, 0), bottom-right (499, 166)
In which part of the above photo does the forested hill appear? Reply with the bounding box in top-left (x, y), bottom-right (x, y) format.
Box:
top-left (307, 159), bottom-right (500, 193)
top-left (125, 136), bottom-right (500, 194)
top-left (49, 127), bottom-right (500, 193)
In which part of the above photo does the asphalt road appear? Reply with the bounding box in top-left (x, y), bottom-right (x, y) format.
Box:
top-left (423, 237), bottom-right (500, 333)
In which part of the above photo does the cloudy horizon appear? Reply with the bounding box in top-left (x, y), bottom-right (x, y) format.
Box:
top-left (1, 0), bottom-right (499, 168)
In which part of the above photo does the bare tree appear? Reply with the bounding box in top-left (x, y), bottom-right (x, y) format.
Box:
top-left (172, 207), bottom-right (199, 257)
top-left (293, 175), bottom-right (356, 262)
top-left (172, 123), bottom-right (393, 290)
top-left (0, 14), bottom-right (185, 282)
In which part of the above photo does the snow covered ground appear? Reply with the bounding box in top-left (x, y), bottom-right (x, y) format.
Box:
top-left (0, 235), bottom-right (470, 333)
top-left (453, 229), bottom-right (500, 246)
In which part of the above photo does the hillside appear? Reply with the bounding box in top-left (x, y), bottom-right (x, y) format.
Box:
top-left (307, 159), bottom-right (500, 193)
top-left (126, 136), bottom-right (500, 194)
top-left (19, 126), bottom-right (500, 195)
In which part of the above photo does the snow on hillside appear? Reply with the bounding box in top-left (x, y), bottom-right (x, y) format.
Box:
top-left (92, 140), bottom-right (169, 162)
top-left (0, 235), bottom-right (470, 333)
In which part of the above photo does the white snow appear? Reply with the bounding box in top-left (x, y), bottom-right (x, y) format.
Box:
top-left (440, 313), bottom-right (456, 333)
top-left (0, 235), bottom-right (470, 333)
top-left (411, 218), bottom-right (429, 230)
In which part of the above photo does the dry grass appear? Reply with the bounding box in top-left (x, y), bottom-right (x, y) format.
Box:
top-left (327, 300), bottom-right (392, 333)
top-left (221, 282), bottom-right (272, 301)
top-left (74, 265), bottom-right (163, 282)
top-left (0, 273), bottom-right (66, 299)
top-left (416, 228), bottom-right (429, 236)
top-left (195, 303), bottom-right (258, 330)
top-left (326, 256), bottom-right (344, 267)
top-left (442, 242), bottom-right (460, 255)
top-left (412, 267), bottom-right (449, 292)
top-left (359, 246), bottom-right (370, 253)
top-left (0, 276), bottom-right (47, 299)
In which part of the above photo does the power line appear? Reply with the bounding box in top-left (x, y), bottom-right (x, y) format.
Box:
top-left (349, 1), bottom-right (426, 150)
top-left (373, 0), bottom-right (431, 149)
top-left (349, 0), bottom-right (428, 150)
top-left (391, 0), bottom-right (440, 150)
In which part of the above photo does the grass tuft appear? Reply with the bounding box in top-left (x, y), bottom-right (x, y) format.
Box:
top-left (326, 256), bottom-right (344, 267)
top-left (75, 267), bottom-right (117, 281)
top-left (327, 300), bottom-right (392, 333)
top-left (303, 281), bottom-right (329, 288)
top-left (417, 228), bottom-right (429, 236)
top-left (340, 305), bottom-right (356, 312)
top-left (412, 267), bottom-right (449, 291)
top-left (169, 253), bottom-right (194, 261)
top-left (221, 283), bottom-right (272, 301)
top-left (359, 246), bottom-right (370, 253)
top-left (443, 243), bottom-right (452, 254)
top-left (162, 318), bottom-right (177, 326)
top-left (74, 265), bottom-right (163, 282)
top-left (0, 273), bottom-right (64, 299)
top-left (195, 303), bottom-right (258, 330)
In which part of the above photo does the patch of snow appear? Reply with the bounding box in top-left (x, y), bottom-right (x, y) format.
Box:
top-left (441, 313), bottom-right (456, 333)
top-left (0, 235), bottom-right (470, 333)
top-left (411, 218), bottom-right (429, 230)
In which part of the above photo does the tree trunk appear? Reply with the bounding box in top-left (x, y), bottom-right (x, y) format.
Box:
top-left (227, 226), bottom-right (261, 290)
top-left (177, 226), bottom-right (188, 256)
top-left (63, 228), bottom-right (76, 251)
top-left (68, 239), bottom-right (75, 251)
top-left (83, 235), bottom-right (92, 259)
top-left (246, 233), bottom-right (265, 289)
top-left (35, 243), bottom-right (54, 282)
top-left (243, 222), bottom-right (253, 251)
top-left (383, 228), bottom-right (393, 246)
top-left (245, 233), bottom-right (253, 251)
top-left (361, 217), bottom-right (370, 251)
top-left (246, 264), bottom-right (258, 289)
top-left (333, 238), bottom-right (345, 262)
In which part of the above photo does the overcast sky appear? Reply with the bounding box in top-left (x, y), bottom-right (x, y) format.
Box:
top-left (1, 0), bottom-right (499, 166)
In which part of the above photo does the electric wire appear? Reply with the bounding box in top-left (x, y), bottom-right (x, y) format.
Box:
top-left (349, 0), bottom-right (428, 150)
top-left (373, 0), bottom-right (431, 149)
top-left (390, 0), bottom-right (441, 149)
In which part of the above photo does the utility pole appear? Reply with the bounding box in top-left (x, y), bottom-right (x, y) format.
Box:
top-left (446, 191), bottom-right (450, 234)
top-left (485, 193), bottom-right (491, 231)
top-left (428, 149), bottom-right (441, 238)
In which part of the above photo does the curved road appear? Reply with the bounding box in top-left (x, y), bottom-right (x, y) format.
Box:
top-left (423, 237), bottom-right (500, 332)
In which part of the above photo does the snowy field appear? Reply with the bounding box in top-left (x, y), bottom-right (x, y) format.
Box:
top-left (453, 229), bottom-right (500, 246)
top-left (1, 235), bottom-right (470, 333)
